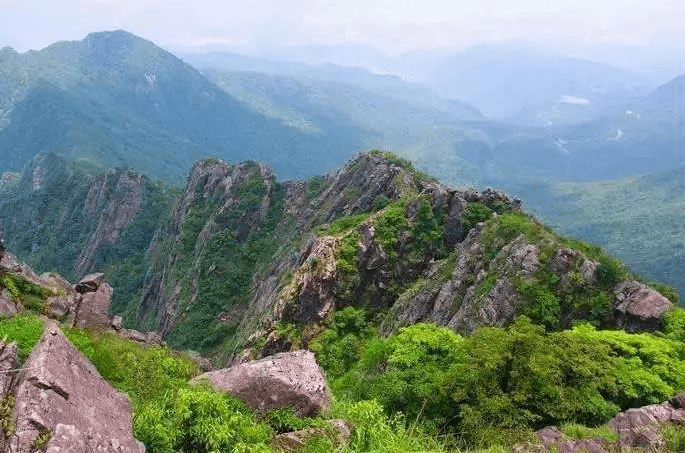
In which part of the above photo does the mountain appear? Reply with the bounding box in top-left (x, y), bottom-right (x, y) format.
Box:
top-left (181, 51), bottom-right (483, 120)
top-left (400, 44), bottom-right (655, 120)
top-left (0, 31), bottom-right (371, 181)
top-left (1, 151), bottom-right (683, 452)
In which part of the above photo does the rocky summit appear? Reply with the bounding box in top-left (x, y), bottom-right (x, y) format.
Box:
top-left (123, 151), bottom-right (674, 366)
top-left (0, 151), bottom-right (681, 452)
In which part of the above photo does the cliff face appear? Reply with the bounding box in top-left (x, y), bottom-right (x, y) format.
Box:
top-left (138, 151), bottom-right (672, 366)
top-left (0, 153), bottom-right (176, 317)
top-left (74, 171), bottom-right (145, 276)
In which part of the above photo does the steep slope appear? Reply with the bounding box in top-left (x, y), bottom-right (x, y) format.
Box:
top-left (0, 31), bottom-right (370, 181)
top-left (0, 152), bottom-right (178, 316)
top-left (134, 152), bottom-right (675, 366)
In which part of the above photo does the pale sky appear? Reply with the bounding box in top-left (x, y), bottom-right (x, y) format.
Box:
top-left (1, 0), bottom-right (683, 53)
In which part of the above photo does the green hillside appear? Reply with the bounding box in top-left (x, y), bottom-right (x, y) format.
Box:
top-left (0, 31), bottom-right (370, 181)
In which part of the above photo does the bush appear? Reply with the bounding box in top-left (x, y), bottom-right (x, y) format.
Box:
top-left (134, 385), bottom-right (273, 453)
top-left (461, 202), bottom-right (493, 232)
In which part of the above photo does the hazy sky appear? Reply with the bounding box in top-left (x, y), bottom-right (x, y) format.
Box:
top-left (1, 0), bottom-right (683, 53)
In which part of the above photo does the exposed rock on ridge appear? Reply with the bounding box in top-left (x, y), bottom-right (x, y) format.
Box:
top-left (135, 152), bottom-right (673, 364)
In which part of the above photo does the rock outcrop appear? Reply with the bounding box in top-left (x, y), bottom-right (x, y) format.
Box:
top-left (614, 280), bottom-right (672, 332)
top-left (191, 350), bottom-right (330, 416)
top-left (530, 394), bottom-right (685, 452)
top-left (534, 426), bottom-right (605, 453)
top-left (0, 322), bottom-right (145, 453)
top-left (74, 171), bottom-right (146, 277)
top-left (272, 419), bottom-right (353, 452)
top-left (610, 400), bottom-right (685, 450)
top-left (73, 273), bottom-right (114, 329)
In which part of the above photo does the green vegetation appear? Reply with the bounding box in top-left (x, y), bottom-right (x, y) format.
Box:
top-left (327, 318), bottom-right (685, 449)
top-left (0, 394), bottom-right (16, 438)
top-left (0, 273), bottom-right (49, 313)
top-left (0, 314), bottom-right (454, 452)
top-left (155, 165), bottom-right (296, 357)
top-left (0, 156), bottom-right (178, 328)
top-left (461, 202), bottom-right (493, 233)
top-left (476, 212), bottom-right (632, 330)
top-left (31, 428), bottom-right (52, 452)
top-left (0, 315), bottom-right (45, 362)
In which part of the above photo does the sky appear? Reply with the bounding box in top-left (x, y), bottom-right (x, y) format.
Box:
top-left (1, 0), bottom-right (684, 54)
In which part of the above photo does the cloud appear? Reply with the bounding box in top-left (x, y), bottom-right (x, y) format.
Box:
top-left (0, 0), bottom-right (683, 52)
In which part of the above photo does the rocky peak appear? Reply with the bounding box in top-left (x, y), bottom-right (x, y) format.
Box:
top-left (134, 151), bottom-right (674, 366)
top-left (310, 152), bottom-right (411, 222)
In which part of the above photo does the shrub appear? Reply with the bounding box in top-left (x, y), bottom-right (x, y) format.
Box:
top-left (461, 202), bottom-right (493, 232)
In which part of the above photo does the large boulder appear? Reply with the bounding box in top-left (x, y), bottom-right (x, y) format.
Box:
top-left (191, 350), bottom-right (330, 416)
top-left (614, 281), bottom-right (672, 332)
top-left (7, 322), bottom-right (145, 452)
top-left (73, 273), bottom-right (113, 329)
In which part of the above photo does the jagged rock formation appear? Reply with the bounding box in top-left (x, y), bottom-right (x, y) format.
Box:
top-left (0, 323), bottom-right (145, 453)
top-left (191, 350), bottom-right (330, 416)
top-left (134, 152), bottom-right (674, 364)
top-left (0, 152), bottom-right (175, 321)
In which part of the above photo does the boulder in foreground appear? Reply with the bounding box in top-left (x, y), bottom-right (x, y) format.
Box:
top-left (5, 322), bottom-right (145, 453)
top-left (191, 350), bottom-right (330, 416)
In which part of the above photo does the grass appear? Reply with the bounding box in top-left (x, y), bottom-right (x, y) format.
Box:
top-left (0, 314), bottom-right (45, 363)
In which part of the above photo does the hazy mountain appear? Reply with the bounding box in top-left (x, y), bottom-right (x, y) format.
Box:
top-left (0, 31), bottom-right (372, 182)
top-left (181, 51), bottom-right (483, 121)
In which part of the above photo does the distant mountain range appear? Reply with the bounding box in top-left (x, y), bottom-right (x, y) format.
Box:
top-left (0, 30), bottom-right (682, 299)
top-left (0, 31), bottom-right (372, 181)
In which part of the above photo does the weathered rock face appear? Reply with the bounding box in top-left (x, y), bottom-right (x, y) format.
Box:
top-left (280, 236), bottom-right (340, 325)
top-left (2, 322), bottom-right (145, 453)
top-left (137, 159), bottom-right (275, 338)
top-left (0, 341), bottom-right (16, 397)
top-left (191, 350), bottom-right (330, 416)
top-left (614, 281), bottom-right (672, 332)
top-left (74, 171), bottom-right (145, 277)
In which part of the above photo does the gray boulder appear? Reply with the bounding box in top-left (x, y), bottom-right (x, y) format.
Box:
top-left (191, 350), bottom-right (330, 416)
top-left (610, 401), bottom-right (685, 450)
top-left (73, 273), bottom-right (114, 329)
top-left (7, 322), bottom-right (145, 452)
top-left (614, 281), bottom-right (672, 332)
top-left (272, 419), bottom-right (353, 452)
